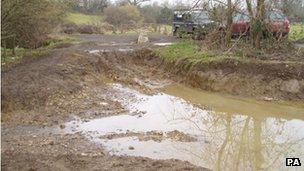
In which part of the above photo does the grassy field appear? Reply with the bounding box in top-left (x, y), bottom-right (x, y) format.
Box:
top-left (1, 35), bottom-right (76, 66)
top-left (63, 12), bottom-right (172, 35)
top-left (289, 23), bottom-right (304, 42)
top-left (64, 12), bottom-right (103, 25)
top-left (155, 41), bottom-right (241, 66)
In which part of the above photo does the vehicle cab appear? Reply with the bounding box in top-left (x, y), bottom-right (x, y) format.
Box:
top-left (173, 9), bottom-right (215, 38)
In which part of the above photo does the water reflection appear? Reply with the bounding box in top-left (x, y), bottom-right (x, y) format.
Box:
top-left (187, 113), bottom-right (304, 170)
top-left (63, 84), bottom-right (304, 170)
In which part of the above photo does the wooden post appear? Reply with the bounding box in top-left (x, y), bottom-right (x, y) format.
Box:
top-left (3, 40), bottom-right (7, 58)
top-left (12, 36), bottom-right (16, 56)
top-left (225, 0), bottom-right (233, 46)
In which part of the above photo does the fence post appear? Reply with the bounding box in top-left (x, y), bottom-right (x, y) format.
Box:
top-left (12, 36), bottom-right (16, 56)
top-left (3, 40), bottom-right (7, 58)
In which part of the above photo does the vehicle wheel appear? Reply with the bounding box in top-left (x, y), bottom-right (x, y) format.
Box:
top-left (174, 28), bottom-right (183, 38)
top-left (177, 29), bottom-right (183, 38)
top-left (173, 28), bottom-right (177, 36)
top-left (283, 33), bottom-right (289, 39)
top-left (219, 28), bottom-right (225, 39)
top-left (192, 30), bottom-right (201, 40)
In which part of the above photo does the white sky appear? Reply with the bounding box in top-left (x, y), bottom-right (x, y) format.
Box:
top-left (110, 0), bottom-right (197, 6)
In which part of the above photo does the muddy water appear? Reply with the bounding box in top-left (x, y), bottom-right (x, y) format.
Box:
top-left (163, 85), bottom-right (304, 120)
top-left (64, 84), bottom-right (304, 171)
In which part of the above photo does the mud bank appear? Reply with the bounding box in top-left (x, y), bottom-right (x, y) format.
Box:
top-left (132, 49), bottom-right (304, 101)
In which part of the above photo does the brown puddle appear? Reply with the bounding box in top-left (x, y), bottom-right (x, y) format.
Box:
top-left (163, 84), bottom-right (304, 120)
top-left (62, 83), bottom-right (304, 170)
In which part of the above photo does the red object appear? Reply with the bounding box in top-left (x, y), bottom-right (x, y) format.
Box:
top-left (231, 10), bottom-right (290, 37)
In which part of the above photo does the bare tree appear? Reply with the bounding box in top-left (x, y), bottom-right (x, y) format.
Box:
top-left (225, 0), bottom-right (233, 45)
top-left (255, 0), bottom-right (266, 48)
top-left (245, 0), bottom-right (266, 48)
top-left (126, 0), bottom-right (150, 6)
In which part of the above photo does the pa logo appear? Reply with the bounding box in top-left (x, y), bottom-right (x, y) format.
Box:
top-left (286, 158), bottom-right (301, 166)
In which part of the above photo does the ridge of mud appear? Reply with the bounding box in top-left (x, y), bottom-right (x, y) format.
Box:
top-left (100, 130), bottom-right (198, 142)
top-left (2, 46), bottom-right (303, 121)
top-left (130, 49), bottom-right (304, 101)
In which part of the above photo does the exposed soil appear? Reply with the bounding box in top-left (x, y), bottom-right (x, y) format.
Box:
top-left (128, 49), bottom-right (304, 101)
top-left (100, 130), bottom-right (197, 142)
top-left (167, 58), bottom-right (304, 101)
top-left (2, 34), bottom-right (303, 170)
top-left (2, 126), bottom-right (202, 171)
top-left (2, 34), bottom-right (209, 170)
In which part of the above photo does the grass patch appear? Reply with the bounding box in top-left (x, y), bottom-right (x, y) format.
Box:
top-left (64, 12), bottom-right (103, 25)
top-left (1, 35), bottom-right (76, 66)
top-left (155, 41), bottom-right (241, 67)
top-left (289, 23), bottom-right (304, 42)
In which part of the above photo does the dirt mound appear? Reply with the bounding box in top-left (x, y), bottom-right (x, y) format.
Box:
top-left (1, 43), bottom-right (163, 125)
top-left (2, 49), bottom-right (91, 112)
top-left (1, 44), bottom-right (129, 126)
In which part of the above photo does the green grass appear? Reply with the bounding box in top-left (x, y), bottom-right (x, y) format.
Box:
top-left (64, 12), bottom-right (103, 25)
top-left (1, 36), bottom-right (76, 66)
top-left (289, 24), bottom-right (304, 42)
top-left (155, 41), bottom-right (241, 67)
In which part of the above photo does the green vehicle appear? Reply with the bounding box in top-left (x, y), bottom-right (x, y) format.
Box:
top-left (173, 9), bottom-right (216, 39)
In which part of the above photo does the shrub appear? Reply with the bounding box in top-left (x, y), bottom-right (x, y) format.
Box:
top-left (104, 5), bottom-right (142, 32)
top-left (1, 0), bottom-right (65, 49)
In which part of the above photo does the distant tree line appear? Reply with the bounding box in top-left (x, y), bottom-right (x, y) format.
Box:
top-left (66, 0), bottom-right (174, 24)
top-left (104, 5), bottom-right (142, 33)
top-left (140, 3), bottom-right (174, 24)
top-left (65, 0), bottom-right (109, 14)
top-left (279, 0), bottom-right (304, 22)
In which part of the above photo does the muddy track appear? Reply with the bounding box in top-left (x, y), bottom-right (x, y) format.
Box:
top-left (2, 34), bottom-right (209, 170)
top-left (2, 34), bottom-right (304, 170)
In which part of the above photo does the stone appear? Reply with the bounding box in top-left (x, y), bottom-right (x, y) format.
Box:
top-left (60, 124), bottom-right (66, 129)
top-left (280, 79), bottom-right (301, 93)
top-left (81, 153), bottom-right (88, 156)
top-left (48, 140), bottom-right (55, 145)
top-left (262, 97), bottom-right (274, 101)
top-left (137, 31), bottom-right (149, 44)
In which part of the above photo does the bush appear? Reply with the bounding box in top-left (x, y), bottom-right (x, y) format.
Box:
top-left (62, 23), bottom-right (79, 34)
top-left (104, 5), bottom-right (142, 32)
top-left (78, 25), bottom-right (104, 34)
top-left (61, 23), bottom-right (112, 34)
top-left (1, 0), bottom-right (65, 49)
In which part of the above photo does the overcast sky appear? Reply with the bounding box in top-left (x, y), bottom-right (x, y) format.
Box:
top-left (110, 0), bottom-right (197, 6)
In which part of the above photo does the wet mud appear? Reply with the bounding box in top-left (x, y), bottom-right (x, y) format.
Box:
top-left (2, 34), bottom-right (304, 170)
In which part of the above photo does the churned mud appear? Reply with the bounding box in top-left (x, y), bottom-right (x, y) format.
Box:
top-left (2, 34), bottom-right (304, 170)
